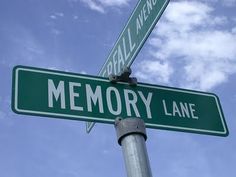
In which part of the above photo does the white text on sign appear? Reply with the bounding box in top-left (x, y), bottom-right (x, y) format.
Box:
top-left (48, 79), bottom-right (153, 119)
top-left (48, 79), bottom-right (199, 120)
top-left (101, 0), bottom-right (160, 77)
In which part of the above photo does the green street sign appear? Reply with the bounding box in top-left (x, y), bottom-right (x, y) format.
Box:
top-left (12, 66), bottom-right (228, 136)
top-left (87, 0), bottom-right (170, 132)
top-left (99, 0), bottom-right (170, 77)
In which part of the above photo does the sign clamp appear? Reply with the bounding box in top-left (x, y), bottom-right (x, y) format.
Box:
top-left (109, 67), bottom-right (137, 86)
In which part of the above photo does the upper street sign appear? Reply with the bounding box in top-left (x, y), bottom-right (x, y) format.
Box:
top-left (87, 0), bottom-right (170, 132)
top-left (99, 0), bottom-right (170, 77)
top-left (12, 66), bottom-right (229, 136)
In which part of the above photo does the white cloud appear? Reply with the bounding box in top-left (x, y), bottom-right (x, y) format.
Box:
top-left (80, 0), bottom-right (131, 13)
top-left (135, 60), bottom-right (173, 84)
top-left (135, 1), bottom-right (236, 91)
top-left (50, 12), bottom-right (64, 20)
top-left (80, 0), bottom-right (105, 13)
top-left (165, 1), bottom-right (213, 30)
top-left (50, 15), bottom-right (57, 19)
top-left (97, 0), bottom-right (130, 6)
top-left (232, 27), bottom-right (236, 33)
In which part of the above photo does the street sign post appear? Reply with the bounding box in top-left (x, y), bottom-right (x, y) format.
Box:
top-left (12, 66), bottom-right (228, 136)
top-left (86, 0), bottom-right (170, 132)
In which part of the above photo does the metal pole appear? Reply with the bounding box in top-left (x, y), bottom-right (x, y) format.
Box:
top-left (114, 118), bottom-right (152, 177)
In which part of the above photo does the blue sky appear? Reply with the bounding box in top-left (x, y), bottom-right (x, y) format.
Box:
top-left (0, 0), bottom-right (236, 177)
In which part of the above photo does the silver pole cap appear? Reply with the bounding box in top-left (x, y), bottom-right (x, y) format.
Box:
top-left (114, 117), bottom-right (147, 145)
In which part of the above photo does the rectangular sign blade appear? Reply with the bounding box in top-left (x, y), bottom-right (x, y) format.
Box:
top-left (12, 66), bottom-right (228, 136)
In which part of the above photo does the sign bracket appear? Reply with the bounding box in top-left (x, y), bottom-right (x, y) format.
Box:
top-left (109, 67), bottom-right (137, 86)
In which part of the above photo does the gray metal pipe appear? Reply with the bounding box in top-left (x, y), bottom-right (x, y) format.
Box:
top-left (115, 118), bottom-right (152, 177)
